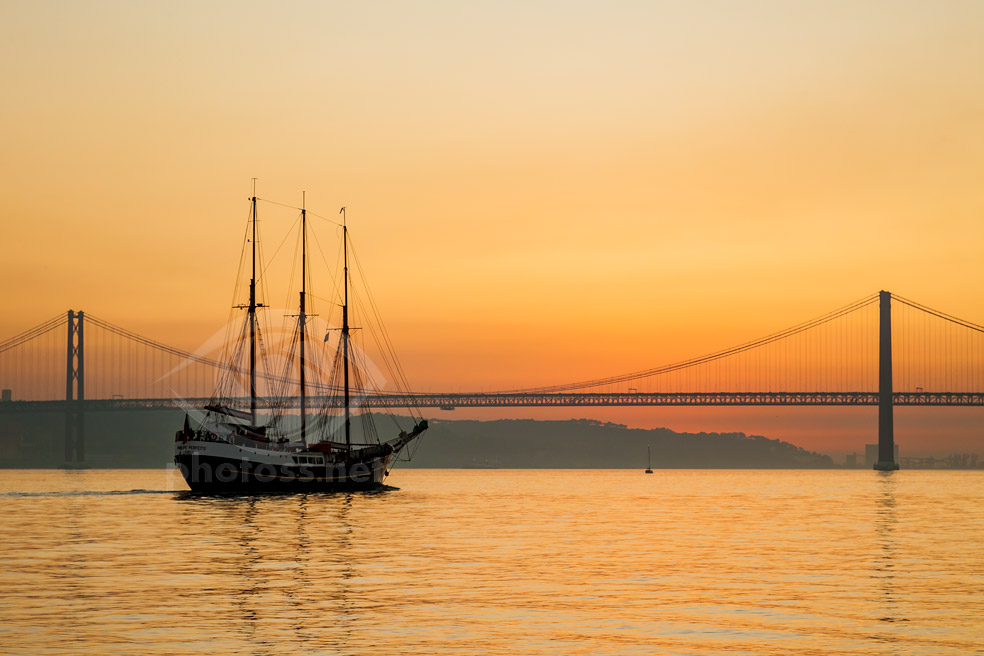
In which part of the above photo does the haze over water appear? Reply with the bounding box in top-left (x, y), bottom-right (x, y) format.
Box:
top-left (1, 469), bottom-right (981, 655)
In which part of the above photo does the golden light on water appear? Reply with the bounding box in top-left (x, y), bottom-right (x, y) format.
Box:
top-left (1, 469), bottom-right (983, 654)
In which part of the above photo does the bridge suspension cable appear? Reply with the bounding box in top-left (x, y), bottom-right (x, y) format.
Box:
top-left (84, 314), bottom-right (230, 371)
top-left (1, 291), bottom-right (981, 405)
top-left (893, 295), bottom-right (984, 334)
top-left (83, 313), bottom-right (332, 392)
top-left (0, 313), bottom-right (65, 355)
top-left (498, 293), bottom-right (881, 394)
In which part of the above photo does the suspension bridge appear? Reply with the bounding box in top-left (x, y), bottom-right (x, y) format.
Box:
top-left (1, 291), bottom-right (983, 469)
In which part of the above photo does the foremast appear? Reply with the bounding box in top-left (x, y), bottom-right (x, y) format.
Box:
top-left (298, 193), bottom-right (308, 447)
top-left (248, 189), bottom-right (258, 427)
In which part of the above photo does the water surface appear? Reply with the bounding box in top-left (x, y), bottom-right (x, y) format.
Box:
top-left (0, 469), bottom-right (981, 655)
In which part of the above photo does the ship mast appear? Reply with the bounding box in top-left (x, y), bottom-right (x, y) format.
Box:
top-left (340, 206), bottom-right (351, 452)
top-left (298, 192), bottom-right (308, 446)
top-left (248, 183), bottom-right (258, 427)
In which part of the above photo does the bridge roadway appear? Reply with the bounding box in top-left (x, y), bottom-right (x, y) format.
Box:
top-left (2, 391), bottom-right (984, 412)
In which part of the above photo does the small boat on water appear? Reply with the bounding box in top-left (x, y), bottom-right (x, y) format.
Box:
top-left (645, 444), bottom-right (654, 474)
top-left (174, 191), bottom-right (427, 493)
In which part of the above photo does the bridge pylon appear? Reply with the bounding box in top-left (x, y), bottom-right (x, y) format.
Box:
top-left (64, 310), bottom-right (85, 463)
top-left (874, 291), bottom-right (899, 471)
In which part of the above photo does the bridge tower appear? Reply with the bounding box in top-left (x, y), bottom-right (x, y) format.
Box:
top-left (874, 291), bottom-right (899, 470)
top-left (65, 310), bottom-right (85, 462)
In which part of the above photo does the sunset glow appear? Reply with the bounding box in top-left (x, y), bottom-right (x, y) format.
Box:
top-left (2, 1), bottom-right (983, 455)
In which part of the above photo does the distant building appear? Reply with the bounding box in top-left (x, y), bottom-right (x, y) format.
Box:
top-left (845, 453), bottom-right (857, 467)
top-left (1, 389), bottom-right (10, 402)
top-left (865, 443), bottom-right (899, 467)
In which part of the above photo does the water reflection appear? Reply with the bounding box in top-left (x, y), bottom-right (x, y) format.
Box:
top-left (173, 492), bottom-right (368, 654)
top-left (237, 497), bottom-right (261, 650)
top-left (56, 477), bottom-right (87, 641)
top-left (326, 494), bottom-right (356, 653)
top-left (872, 472), bottom-right (906, 636)
top-left (288, 495), bottom-right (308, 644)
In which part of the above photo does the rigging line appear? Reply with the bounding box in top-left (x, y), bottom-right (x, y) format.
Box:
top-left (213, 317), bottom-right (241, 396)
top-left (498, 292), bottom-right (880, 394)
top-left (255, 196), bottom-right (305, 212)
top-left (311, 344), bottom-right (344, 430)
top-left (256, 197), bottom-right (345, 227)
top-left (230, 201), bottom-right (255, 314)
top-left (309, 220), bottom-right (342, 307)
top-left (351, 293), bottom-right (405, 405)
top-left (893, 295), bottom-right (984, 334)
top-left (353, 280), bottom-right (419, 415)
top-left (219, 319), bottom-right (251, 401)
top-left (351, 290), bottom-right (417, 416)
top-left (277, 326), bottom-right (303, 408)
top-left (307, 210), bottom-right (344, 227)
top-left (279, 221), bottom-right (303, 342)
top-left (235, 198), bottom-right (254, 281)
top-left (347, 237), bottom-right (420, 405)
top-left (222, 200), bottom-right (259, 378)
top-left (85, 314), bottom-right (312, 391)
top-left (303, 224), bottom-right (345, 352)
top-left (314, 343), bottom-right (343, 417)
top-left (255, 210), bottom-right (273, 330)
top-left (364, 388), bottom-right (419, 428)
top-left (255, 322), bottom-right (272, 399)
top-left (258, 214), bottom-right (302, 288)
top-left (351, 355), bottom-right (392, 442)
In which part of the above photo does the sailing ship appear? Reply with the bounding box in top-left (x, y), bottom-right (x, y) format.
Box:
top-left (174, 192), bottom-right (428, 493)
top-left (645, 445), bottom-right (653, 474)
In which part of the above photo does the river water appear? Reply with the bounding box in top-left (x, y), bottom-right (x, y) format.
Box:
top-left (0, 468), bottom-right (981, 655)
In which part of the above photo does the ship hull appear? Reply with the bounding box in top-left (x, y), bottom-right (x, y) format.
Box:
top-left (174, 439), bottom-right (395, 494)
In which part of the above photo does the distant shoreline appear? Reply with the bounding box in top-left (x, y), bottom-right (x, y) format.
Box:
top-left (4, 412), bottom-right (976, 470)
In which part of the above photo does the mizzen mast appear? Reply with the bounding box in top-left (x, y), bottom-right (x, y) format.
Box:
top-left (340, 206), bottom-right (351, 452)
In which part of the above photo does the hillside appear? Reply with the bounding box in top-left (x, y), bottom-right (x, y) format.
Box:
top-left (0, 411), bottom-right (833, 468)
top-left (402, 418), bottom-right (833, 468)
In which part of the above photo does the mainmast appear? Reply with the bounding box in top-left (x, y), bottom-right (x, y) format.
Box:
top-left (298, 192), bottom-right (308, 446)
top-left (248, 185), bottom-right (258, 427)
top-left (340, 207), bottom-right (351, 452)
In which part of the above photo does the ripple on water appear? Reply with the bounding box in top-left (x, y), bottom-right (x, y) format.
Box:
top-left (0, 469), bottom-right (981, 655)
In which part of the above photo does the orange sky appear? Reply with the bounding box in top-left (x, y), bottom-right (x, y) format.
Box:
top-left (2, 1), bottom-right (983, 456)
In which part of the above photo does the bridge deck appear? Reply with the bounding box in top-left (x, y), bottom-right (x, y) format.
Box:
top-left (2, 391), bottom-right (983, 412)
